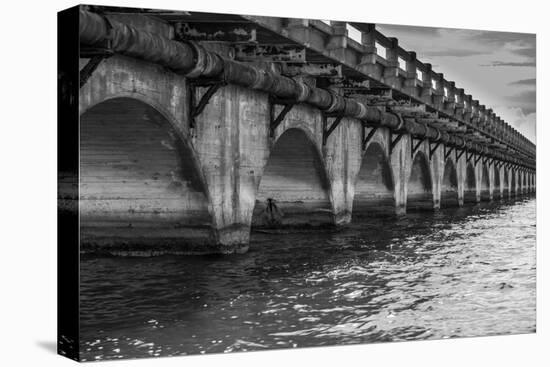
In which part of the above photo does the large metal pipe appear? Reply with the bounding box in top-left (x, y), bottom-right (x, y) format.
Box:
top-left (78, 9), bottom-right (534, 169)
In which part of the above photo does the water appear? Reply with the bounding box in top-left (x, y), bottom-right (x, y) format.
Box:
top-left (79, 198), bottom-right (536, 361)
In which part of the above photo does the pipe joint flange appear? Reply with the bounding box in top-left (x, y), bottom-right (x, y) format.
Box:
top-left (295, 81), bottom-right (311, 103)
top-left (249, 67), bottom-right (266, 90)
top-left (431, 127), bottom-right (441, 142)
top-left (416, 122), bottom-right (428, 140)
top-left (185, 41), bottom-right (209, 78)
top-left (202, 52), bottom-right (223, 78)
top-left (439, 131), bottom-right (450, 143)
top-left (325, 93), bottom-right (346, 114)
top-left (355, 102), bottom-right (368, 120)
top-left (388, 110), bottom-right (406, 132)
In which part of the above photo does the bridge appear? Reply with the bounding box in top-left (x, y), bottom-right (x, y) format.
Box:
top-left (61, 6), bottom-right (536, 255)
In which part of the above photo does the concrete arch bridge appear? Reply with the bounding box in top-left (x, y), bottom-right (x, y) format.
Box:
top-left (67, 7), bottom-right (536, 254)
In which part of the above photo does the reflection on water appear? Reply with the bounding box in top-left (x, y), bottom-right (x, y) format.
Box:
top-left (79, 198), bottom-right (536, 361)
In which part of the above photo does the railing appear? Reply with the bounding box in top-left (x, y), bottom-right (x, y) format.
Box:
top-left (348, 22), bottom-right (535, 157)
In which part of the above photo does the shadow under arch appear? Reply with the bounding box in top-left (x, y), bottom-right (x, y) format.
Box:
top-left (79, 97), bottom-right (213, 251)
top-left (352, 142), bottom-right (395, 219)
top-left (441, 158), bottom-right (459, 208)
top-left (464, 162), bottom-right (477, 204)
top-left (407, 151), bottom-right (433, 211)
top-left (493, 165), bottom-right (501, 200)
top-left (480, 164), bottom-right (491, 201)
top-left (252, 128), bottom-right (333, 228)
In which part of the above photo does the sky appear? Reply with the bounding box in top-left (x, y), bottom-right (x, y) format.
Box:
top-left (375, 23), bottom-right (536, 143)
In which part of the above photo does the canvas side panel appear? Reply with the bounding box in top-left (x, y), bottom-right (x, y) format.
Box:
top-left (58, 5), bottom-right (80, 362)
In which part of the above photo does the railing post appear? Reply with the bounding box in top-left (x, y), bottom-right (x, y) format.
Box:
top-left (463, 94), bottom-right (473, 123)
top-left (326, 21), bottom-right (348, 60)
top-left (420, 63), bottom-right (434, 105)
top-left (404, 51), bottom-right (419, 97)
top-left (383, 37), bottom-right (401, 89)
top-left (357, 24), bottom-right (381, 79)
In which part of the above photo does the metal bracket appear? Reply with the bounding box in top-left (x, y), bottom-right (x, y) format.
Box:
top-left (79, 48), bottom-right (113, 88)
top-left (322, 114), bottom-right (344, 146)
top-left (390, 133), bottom-right (404, 154)
top-left (79, 15), bottom-right (114, 88)
top-left (79, 56), bottom-right (103, 88)
top-left (429, 142), bottom-right (441, 160)
top-left (444, 146), bottom-right (453, 160)
top-left (456, 149), bottom-right (466, 161)
top-left (362, 126), bottom-right (378, 151)
top-left (189, 80), bottom-right (225, 129)
top-left (411, 138), bottom-right (424, 158)
top-left (270, 97), bottom-right (295, 137)
top-left (466, 151), bottom-right (475, 162)
top-left (475, 154), bottom-right (483, 165)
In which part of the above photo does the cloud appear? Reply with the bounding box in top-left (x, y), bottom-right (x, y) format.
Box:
top-left (422, 49), bottom-right (488, 57)
top-left (508, 78), bottom-right (536, 86)
top-left (506, 90), bottom-right (536, 115)
top-left (481, 61), bottom-right (536, 67)
top-left (496, 106), bottom-right (536, 143)
top-left (470, 31), bottom-right (535, 48)
top-left (511, 46), bottom-right (536, 59)
top-left (377, 24), bottom-right (442, 38)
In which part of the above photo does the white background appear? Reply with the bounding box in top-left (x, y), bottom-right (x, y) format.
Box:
top-left (0, 0), bottom-right (547, 365)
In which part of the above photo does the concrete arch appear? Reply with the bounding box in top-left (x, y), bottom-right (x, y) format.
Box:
top-left (352, 141), bottom-right (395, 218)
top-left (79, 97), bottom-right (213, 251)
top-left (464, 162), bottom-right (477, 204)
top-left (79, 56), bottom-right (188, 136)
top-left (252, 128), bottom-right (333, 228)
top-left (441, 158), bottom-right (459, 208)
top-left (480, 164), bottom-right (491, 201)
top-left (407, 151), bottom-right (434, 211)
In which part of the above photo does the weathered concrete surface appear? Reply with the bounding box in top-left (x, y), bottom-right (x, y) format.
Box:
top-left (78, 25), bottom-right (535, 255)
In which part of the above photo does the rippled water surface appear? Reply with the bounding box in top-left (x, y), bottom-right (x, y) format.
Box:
top-left (79, 198), bottom-right (536, 361)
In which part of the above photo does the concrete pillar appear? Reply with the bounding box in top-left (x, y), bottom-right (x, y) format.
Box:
top-left (194, 84), bottom-right (271, 253)
top-left (456, 154), bottom-right (466, 207)
top-left (431, 143), bottom-right (444, 209)
top-left (498, 164), bottom-right (505, 200)
top-left (508, 168), bottom-right (513, 199)
top-left (487, 163), bottom-right (498, 201)
top-left (324, 117), bottom-right (364, 224)
top-left (390, 134), bottom-right (409, 214)
top-left (475, 162), bottom-right (482, 203)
